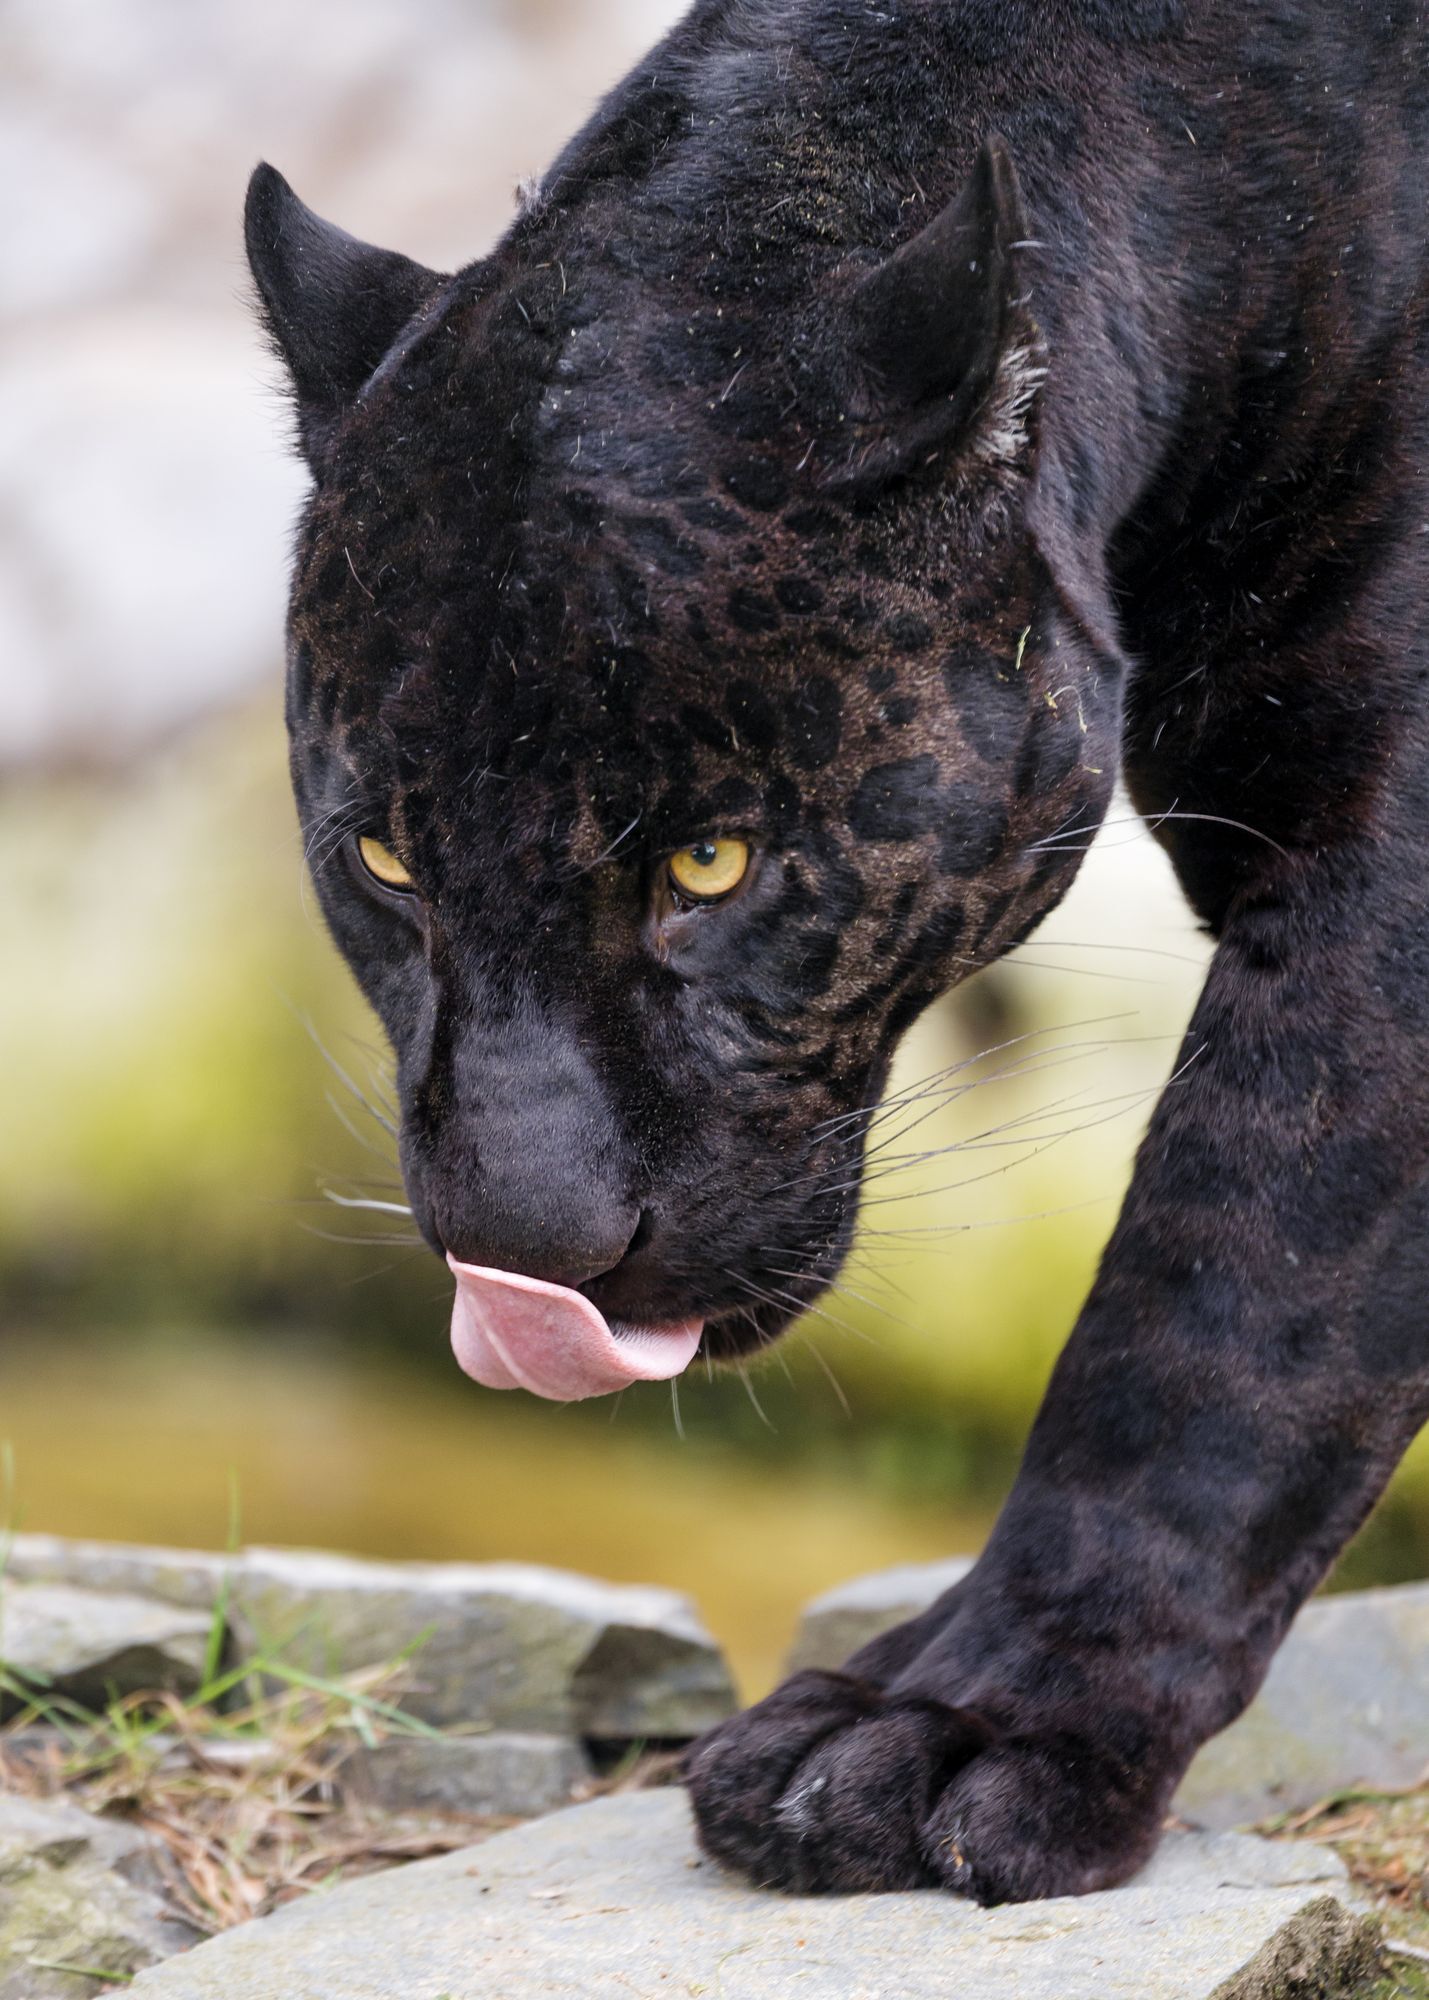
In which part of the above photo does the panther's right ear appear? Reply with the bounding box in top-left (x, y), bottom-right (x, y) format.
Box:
top-left (244, 163), bottom-right (447, 465)
top-left (823, 135), bottom-right (1041, 496)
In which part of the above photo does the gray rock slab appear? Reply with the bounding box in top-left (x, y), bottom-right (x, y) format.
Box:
top-left (0, 1580), bottom-right (213, 1712)
top-left (231, 1548), bottom-right (736, 1737)
top-left (0, 1795), bottom-right (199, 1999)
top-left (4, 1538), bottom-right (232, 1612)
top-left (124, 1790), bottom-right (1374, 2000)
top-left (0, 1796), bottom-right (156, 1884)
top-left (1179, 1581), bottom-right (1429, 1828)
top-left (788, 1561), bottom-right (1429, 1829)
top-left (4, 1536), bottom-right (738, 1739)
top-left (785, 1557), bottom-right (976, 1673)
top-left (341, 1732), bottom-right (590, 1819)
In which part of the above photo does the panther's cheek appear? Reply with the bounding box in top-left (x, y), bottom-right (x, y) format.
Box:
top-left (447, 1256), bottom-right (704, 1402)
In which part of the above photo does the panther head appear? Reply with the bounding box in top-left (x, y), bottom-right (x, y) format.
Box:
top-left (244, 119), bottom-right (1118, 1401)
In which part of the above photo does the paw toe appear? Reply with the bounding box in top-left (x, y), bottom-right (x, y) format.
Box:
top-left (770, 1698), bottom-right (991, 1893)
top-left (684, 1670), bottom-right (878, 1884)
top-left (688, 1679), bottom-right (993, 1895)
top-left (922, 1740), bottom-right (1165, 1906)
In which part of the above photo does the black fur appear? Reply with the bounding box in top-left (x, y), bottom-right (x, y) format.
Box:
top-left (246, 0), bottom-right (1429, 1907)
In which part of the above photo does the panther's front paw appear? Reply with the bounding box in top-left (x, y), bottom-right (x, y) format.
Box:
top-left (684, 1669), bottom-right (1168, 1903)
top-left (683, 1668), bottom-right (996, 1894)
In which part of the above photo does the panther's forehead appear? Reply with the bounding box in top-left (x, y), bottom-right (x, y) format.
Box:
top-left (290, 505), bottom-right (1049, 892)
top-left (285, 212), bottom-right (1029, 719)
top-left (278, 191), bottom-right (1095, 942)
top-left (291, 380), bottom-right (1046, 818)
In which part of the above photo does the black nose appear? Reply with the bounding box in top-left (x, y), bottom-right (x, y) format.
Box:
top-left (438, 1199), bottom-right (641, 1291)
top-left (415, 994), bottom-right (646, 1293)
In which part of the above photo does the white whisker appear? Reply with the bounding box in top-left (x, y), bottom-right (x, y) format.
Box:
top-left (737, 1363), bottom-right (775, 1431)
top-left (799, 1335), bottom-right (853, 1416)
top-left (321, 1189), bottom-right (414, 1217)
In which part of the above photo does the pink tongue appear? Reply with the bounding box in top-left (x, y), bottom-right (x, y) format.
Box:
top-left (447, 1255), bottom-right (704, 1403)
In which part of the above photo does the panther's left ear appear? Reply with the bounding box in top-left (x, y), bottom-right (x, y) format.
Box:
top-left (244, 163), bottom-right (448, 467)
top-left (826, 135), bottom-right (1041, 492)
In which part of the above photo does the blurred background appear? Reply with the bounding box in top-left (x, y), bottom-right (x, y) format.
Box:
top-left (2, 0), bottom-right (1424, 1701)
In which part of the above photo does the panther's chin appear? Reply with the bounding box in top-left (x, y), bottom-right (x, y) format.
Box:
top-left (448, 1255), bottom-right (704, 1403)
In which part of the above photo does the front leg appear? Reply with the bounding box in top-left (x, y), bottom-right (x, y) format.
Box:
top-left (689, 841), bottom-right (1429, 1902)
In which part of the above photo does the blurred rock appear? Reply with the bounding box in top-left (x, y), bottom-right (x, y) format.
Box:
top-left (123, 1791), bottom-right (1373, 2000)
top-left (5, 1537), bottom-right (232, 1612)
top-left (0, 0), bottom-right (689, 771)
top-left (341, 1731), bottom-right (589, 1818)
top-left (0, 1581), bottom-right (212, 1714)
top-left (4, 1535), bottom-right (738, 1740)
top-left (0, 317), bottom-right (305, 768)
top-left (784, 1556), bottom-right (976, 1673)
top-left (0, 1794), bottom-right (199, 1999)
top-left (0, 1793), bottom-right (157, 1883)
top-left (231, 1546), bottom-right (737, 1737)
top-left (1178, 1582), bottom-right (1429, 1829)
top-left (1217, 1900), bottom-right (1383, 2000)
top-left (0, 107), bottom-right (158, 319)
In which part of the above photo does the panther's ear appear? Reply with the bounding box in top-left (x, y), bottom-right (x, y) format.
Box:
top-left (244, 163), bottom-right (447, 465)
top-left (827, 135), bottom-right (1039, 492)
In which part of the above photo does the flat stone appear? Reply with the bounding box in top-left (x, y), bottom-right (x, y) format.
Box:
top-left (0, 1581), bottom-right (213, 1714)
top-left (341, 1733), bottom-right (590, 1819)
top-left (0, 1796), bottom-right (199, 1999)
top-left (1178, 1582), bottom-right (1429, 1828)
top-left (5, 1537), bottom-right (738, 1739)
top-left (784, 1557), bottom-right (976, 1673)
top-left (788, 1561), bottom-right (1429, 1829)
top-left (125, 1789), bottom-right (1377, 2000)
top-left (5, 1538), bottom-right (231, 1613)
top-left (0, 1796), bottom-right (156, 1884)
top-left (231, 1548), bottom-right (735, 1737)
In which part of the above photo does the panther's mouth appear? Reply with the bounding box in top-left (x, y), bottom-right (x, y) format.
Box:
top-left (447, 1255), bottom-right (705, 1403)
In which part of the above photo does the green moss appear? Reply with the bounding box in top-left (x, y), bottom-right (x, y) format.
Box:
top-left (1362, 1960), bottom-right (1429, 2000)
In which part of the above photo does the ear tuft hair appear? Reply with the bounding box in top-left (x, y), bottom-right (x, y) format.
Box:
top-left (244, 163), bottom-right (447, 465)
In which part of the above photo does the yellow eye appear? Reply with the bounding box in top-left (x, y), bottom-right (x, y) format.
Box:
top-left (357, 835), bottom-right (415, 892)
top-left (667, 837), bottom-right (751, 903)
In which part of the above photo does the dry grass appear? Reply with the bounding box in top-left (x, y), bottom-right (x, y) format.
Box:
top-left (0, 1655), bottom-right (506, 1940)
top-left (1258, 1776), bottom-right (1429, 1963)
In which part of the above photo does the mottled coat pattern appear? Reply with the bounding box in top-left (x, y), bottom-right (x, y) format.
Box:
top-left (246, 0), bottom-right (1429, 1906)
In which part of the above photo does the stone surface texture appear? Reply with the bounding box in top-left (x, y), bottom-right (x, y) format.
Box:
top-left (1178, 1582), bottom-right (1429, 1828)
top-left (124, 1790), bottom-right (1373, 2000)
top-left (0, 1796), bottom-right (199, 2000)
top-left (3, 1535), bottom-right (737, 1739)
top-left (0, 1580), bottom-right (213, 1713)
top-left (1210, 1899), bottom-right (1382, 2000)
top-left (4, 1539), bottom-right (230, 1613)
top-left (787, 1559), bottom-right (1429, 1828)
top-left (341, 1731), bottom-right (590, 1819)
top-left (784, 1556), bottom-right (975, 1674)
top-left (233, 1547), bottom-right (735, 1736)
